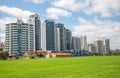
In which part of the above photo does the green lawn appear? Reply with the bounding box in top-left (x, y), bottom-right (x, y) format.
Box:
top-left (0, 56), bottom-right (120, 78)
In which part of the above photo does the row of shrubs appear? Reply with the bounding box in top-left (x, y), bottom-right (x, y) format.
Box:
top-left (0, 51), bottom-right (44, 60)
top-left (0, 51), bottom-right (20, 60)
top-left (89, 51), bottom-right (120, 56)
top-left (0, 51), bottom-right (120, 60)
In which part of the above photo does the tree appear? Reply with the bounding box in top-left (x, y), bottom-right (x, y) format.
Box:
top-left (94, 52), bottom-right (102, 56)
top-left (0, 51), bottom-right (9, 60)
top-left (36, 53), bottom-right (44, 58)
top-left (12, 53), bottom-right (19, 59)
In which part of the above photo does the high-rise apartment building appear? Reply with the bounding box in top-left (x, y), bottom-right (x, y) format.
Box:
top-left (5, 19), bottom-right (34, 55)
top-left (56, 26), bottom-right (60, 51)
top-left (56, 23), bottom-right (66, 51)
top-left (72, 36), bottom-right (81, 54)
top-left (88, 44), bottom-right (95, 53)
top-left (28, 14), bottom-right (41, 50)
top-left (41, 22), bottom-right (46, 50)
top-left (66, 29), bottom-right (72, 51)
top-left (44, 20), bottom-right (56, 51)
top-left (94, 39), bottom-right (104, 53)
top-left (103, 39), bottom-right (110, 53)
top-left (80, 36), bottom-right (87, 51)
top-left (94, 39), bottom-right (111, 54)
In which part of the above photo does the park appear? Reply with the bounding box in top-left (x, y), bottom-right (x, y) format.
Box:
top-left (0, 56), bottom-right (120, 78)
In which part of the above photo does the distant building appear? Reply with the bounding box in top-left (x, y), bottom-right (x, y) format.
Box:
top-left (44, 20), bottom-right (56, 51)
top-left (72, 36), bottom-right (81, 54)
top-left (23, 50), bottom-right (47, 59)
top-left (103, 39), bottom-right (111, 53)
top-left (56, 23), bottom-right (66, 51)
top-left (66, 29), bottom-right (72, 51)
top-left (80, 36), bottom-right (88, 55)
top-left (28, 14), bottom-right (41, 50)
top-left (80, 36), bottom-right (87, 51)
top-left (94, 39), bottom-right (104, 53)
top-left (94, 39), bottom-right (111, 54)
top-left (41, 22), bottom-right (46, 50)
top-left (51, 52), bottom-right (71, 57)
top-left (5, 19), bottom-right (34, 55)
top-left (56, 26), bottom-right (60, 51)
top-left (0, 42), bottom-right (4, 51)
top-left (88, 44), bottom-right (95, 53)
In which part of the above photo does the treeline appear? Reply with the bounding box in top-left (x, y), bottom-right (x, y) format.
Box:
top-left (88, 51), bottom-right (120, 56)
top-left (0, 50), bottom-right (120, 60)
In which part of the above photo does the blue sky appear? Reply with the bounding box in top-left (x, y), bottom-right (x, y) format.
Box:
top-left (0, 0), bottom-right (120, 49)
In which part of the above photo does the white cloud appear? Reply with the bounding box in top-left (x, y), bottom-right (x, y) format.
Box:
top-left (0, 17), bottom-right (17, 30)
top-left (72, 17), bottom-right (120, 49)
top-left (46, 7), bottom-right (71, 19)
top-left (0, 17), bottom-right (17, 42)
top-left (24, 0), bottom-right (45, 4)
top-left (52, 0), bottom-right (120, 17)
top-left (0, 5), bottom-right (35, 42)
top-left (78, 17), bottom-right (91, 25)
top-left (0, 5), bottom-right (34, 19)
top-left (0, 33), bottom-right (5, 42)
top-left (83, 0), bottom-right (120, 17)
top-left (51, 0), bottom-right (82, 11)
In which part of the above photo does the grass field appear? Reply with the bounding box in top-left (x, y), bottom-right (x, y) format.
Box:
top-left (0, 56), bottom-right (120, 78)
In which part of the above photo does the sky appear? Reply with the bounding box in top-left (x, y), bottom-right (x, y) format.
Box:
top-left (0, 0), bottom-right (120, 49)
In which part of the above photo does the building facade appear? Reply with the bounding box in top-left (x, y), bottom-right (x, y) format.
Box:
top-left (94, 39), bottom-right (104, 53)
top-left (88, 44), bottom-right (95, 53)
top-left (80, 36), bottom-right (87, 51)
top-left (72, 36), bottom-right (81, 54)
top-left (94, 39), bottom-right (111, 54)
top-left (103, 39), bottom-right (110, 53)
top-left (5, 19), bottom-right (34, 55)
top-left (66, 29), bottom-right (72, 51)
top-left (44, 20), bottom-right (56, 51)
top-left (56, 23), bottom-right (66, 51)
top-left (41, 22), bottom-right (46, 50)
top-left (28, 14), bottom-right (41, 50)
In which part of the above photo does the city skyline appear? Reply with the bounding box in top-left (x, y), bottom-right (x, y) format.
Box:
top-left (0, 0), bottom-right (120, 49)
top-left (4, 17), bottom-right (111, 55)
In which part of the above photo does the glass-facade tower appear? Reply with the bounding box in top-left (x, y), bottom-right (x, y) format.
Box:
top-left (44, 20), bottom-right (56, 51)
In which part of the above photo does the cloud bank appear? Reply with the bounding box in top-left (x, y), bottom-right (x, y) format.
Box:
top-left (46, 7), bottom-right (71, 19)
top-left (52, 0), bottom-right (120, 17)
top-left (72, 17), bottom-right (120, 49)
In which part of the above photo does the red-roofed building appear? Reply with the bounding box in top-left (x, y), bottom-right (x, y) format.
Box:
top-left (23, 50), bottom-right (47, 59)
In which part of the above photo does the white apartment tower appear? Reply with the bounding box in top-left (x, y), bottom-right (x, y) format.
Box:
top-left (103, 39), bottom-right (110, 53)
top-left (72, 36), bottom-right (81, 53)
top-left (94, 39), bottom-right (104, 53)
top-left (80, 36), bottom-right (87, 50)
top-left (41, 22), bottom-right (46, 50)
top-left (5, 19), bottom-right (34, 55)
top-left (94, 39), bottom-right (110, 54)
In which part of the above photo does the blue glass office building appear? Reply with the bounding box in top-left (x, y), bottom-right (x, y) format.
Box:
top-left (44, 20), bottom-right (56, 51)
